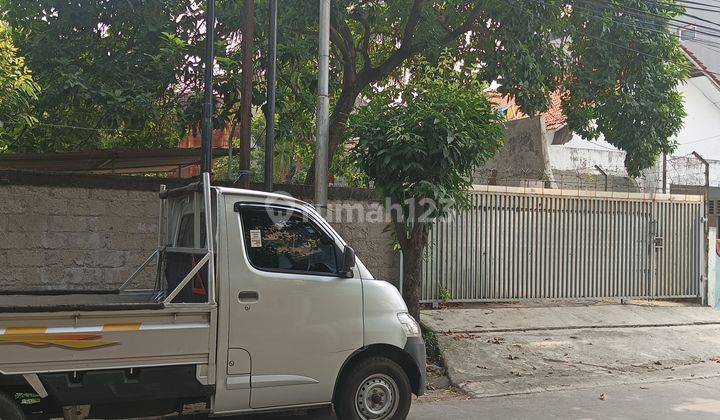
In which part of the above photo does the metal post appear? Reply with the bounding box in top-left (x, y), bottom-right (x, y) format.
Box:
top-left (264, 0), bottom-right (278, 192)
top-left (692, 151), bottom-right (709, 306)
top-left (202, 172), bottom-right (216, 304)
top-left (314, 0), bottom-right (330, 216)
top-left (662, 153), bottom-right (667, 194)
top-left (594, 165), bottom-right (608, 192)
top-left (239, 0), bottom-right (255, 188)
top-left (227, 136), bottom-right (233, 181)
top-left (201, 0), bottom-right (216, 174)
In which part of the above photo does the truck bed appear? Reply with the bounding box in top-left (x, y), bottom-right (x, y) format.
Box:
top-left (0, 290), bottom-right (162, 313)
top-left (0, 298), bottom-right (215, 376)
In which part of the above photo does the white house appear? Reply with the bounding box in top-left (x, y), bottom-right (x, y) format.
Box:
top-left (547, 46), bottom-right (720, 194)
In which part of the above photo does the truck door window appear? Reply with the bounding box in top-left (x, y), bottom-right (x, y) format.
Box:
top-left (240, 207), bottom-right (340, 275)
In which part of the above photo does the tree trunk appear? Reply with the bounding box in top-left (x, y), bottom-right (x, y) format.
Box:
top-left (239, 0), bottom-right (254, 188)
top-left (398, 225), bottom-right (429, 321)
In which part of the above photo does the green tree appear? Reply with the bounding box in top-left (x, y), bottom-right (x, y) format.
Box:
top-left (1, 0), bottom-right (191, 152)
top-left (271, 0), bottom-right (687, 181)
top-left (351, 55), bottom-right (504, 319)
top-left (0, 22), bottom-right (39, 152)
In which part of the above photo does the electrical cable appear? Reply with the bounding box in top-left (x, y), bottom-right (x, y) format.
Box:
top-left (522, 0), bottom-right (720, 78)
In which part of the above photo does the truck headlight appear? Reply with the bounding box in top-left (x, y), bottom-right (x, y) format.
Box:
top-left (397, 312), bottom-right (421, 337)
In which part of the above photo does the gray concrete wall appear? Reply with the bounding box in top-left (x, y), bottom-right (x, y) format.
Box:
top-left (0, 171), bottom-right (398, 291)
top-left (473, 116), bottom-right (554, 187)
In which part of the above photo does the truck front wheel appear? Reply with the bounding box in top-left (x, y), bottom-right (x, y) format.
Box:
top-left (0, 393), bottom-right (26, 420)
top-left (335, 357), bottom-right (412, 420)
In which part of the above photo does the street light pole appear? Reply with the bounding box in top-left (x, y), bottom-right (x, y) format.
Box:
top-left (314, 0), bottom-right (330, 216)
top-left (201, 0), bottom-right (216, 175)
top-left (264, 0), bottom-right (278, 191)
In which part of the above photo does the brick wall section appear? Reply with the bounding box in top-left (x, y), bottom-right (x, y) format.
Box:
top-left (0, 171), bottom-right (397, 291)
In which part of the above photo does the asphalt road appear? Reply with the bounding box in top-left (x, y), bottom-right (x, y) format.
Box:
top-left (235, 376), bottom-right (720, 420)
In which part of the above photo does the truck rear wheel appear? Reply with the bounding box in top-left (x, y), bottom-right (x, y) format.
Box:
top-left (335, 357), bottom-right (412, 420)
top-left (0, 393), bottom-right (26, 420)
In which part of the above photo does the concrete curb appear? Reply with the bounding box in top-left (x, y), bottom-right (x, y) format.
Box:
top-left (438, 320), bottom-right (720, 335)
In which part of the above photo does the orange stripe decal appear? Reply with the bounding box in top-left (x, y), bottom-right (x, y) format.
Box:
top-left (5, 327), bottom-right (47, 335)
top-left (0, 334), bottom-right (117, 350)
top-left (102, 323), bottom-right (142, 332)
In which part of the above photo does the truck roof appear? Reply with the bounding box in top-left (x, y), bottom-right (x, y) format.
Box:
top-left (213, 186), bottom-right (314, 209)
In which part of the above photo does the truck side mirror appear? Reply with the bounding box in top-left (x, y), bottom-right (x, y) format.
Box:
top-left (340, 245), bottom-right (356, 278)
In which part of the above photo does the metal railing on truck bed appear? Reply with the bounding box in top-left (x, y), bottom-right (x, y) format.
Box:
top-left (0, 173), bottom-right (217, 312)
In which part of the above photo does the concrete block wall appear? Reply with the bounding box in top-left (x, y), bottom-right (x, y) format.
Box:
top-left (0, 171), bottom-right (398, 291)
top-left (0, 183), bottom-right (160, 290)
top-left (327, 201), bottom-right (398, 284)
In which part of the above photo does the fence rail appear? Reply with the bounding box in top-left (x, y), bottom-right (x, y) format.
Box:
top-left (421, 186), bottom-right (705, 302)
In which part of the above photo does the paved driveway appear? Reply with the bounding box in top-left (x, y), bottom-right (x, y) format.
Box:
top-left (421, 302), bottom-right (720, 398)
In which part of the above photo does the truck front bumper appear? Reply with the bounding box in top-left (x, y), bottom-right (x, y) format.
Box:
top-left (404, 337), bottom-right (427, 396)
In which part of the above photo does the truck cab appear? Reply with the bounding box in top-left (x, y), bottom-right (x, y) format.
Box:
top-left (0, 175), bottom-right (425, 420)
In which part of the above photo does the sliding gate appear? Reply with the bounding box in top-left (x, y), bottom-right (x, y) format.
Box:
top-left (421, 186), bottom-right (705, 302)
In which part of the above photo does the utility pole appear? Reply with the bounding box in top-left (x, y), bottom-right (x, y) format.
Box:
top-left (264, 0), bottom-right (278, 192)
top-left (239, 0), bottom-right (255, 188)
top-left (692, 151), bottom-right (710, 306)
top-left (314, 0), bottom-right (330, 216)
top-left (200, 0), bottom-right (216, 175)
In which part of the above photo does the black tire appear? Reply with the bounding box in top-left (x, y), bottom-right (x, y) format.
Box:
top-left (0, 393), bottom-right (25, 420)
top-left (335, 357), bottom-right (412, 420)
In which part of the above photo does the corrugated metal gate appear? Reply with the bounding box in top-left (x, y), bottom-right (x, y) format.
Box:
top-left (421, 186), bottom-right (705, 302)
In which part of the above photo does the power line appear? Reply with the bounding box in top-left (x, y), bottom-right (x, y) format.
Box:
top-left (677, 0), bottom-right (720, 8)
top-left (620, 0), bottom-right (720, 31)
top-left (649, 0), bottom-right (720, 14)
top-left (572, 3), bottom-right (720, 39)
top-left (681, 133), bottom-right (720, 145)
top-left (524, 0), bottom-right (720, 78)
top-left (606, 0), bottom-right (720, 33)
top-left (578, 3), bottom-right (720, 52)
top-left (574, 3), bottom-right (720, 53)
top-left (0, 120), bottom-right (145, 133)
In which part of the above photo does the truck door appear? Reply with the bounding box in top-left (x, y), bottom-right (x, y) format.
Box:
top-left (227, 202), bottom-right (363, 409)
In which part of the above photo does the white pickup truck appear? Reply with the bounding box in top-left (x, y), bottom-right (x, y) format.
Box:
top-left (0, 175), bottom-right (425, 420)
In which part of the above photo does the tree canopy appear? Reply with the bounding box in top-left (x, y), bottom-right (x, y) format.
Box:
top-left (0, 0), bottom-right (689, 179)
top-left (0, 0), bottom-right (191, 152)
top-left (0, 22), bottom-right (39, 152)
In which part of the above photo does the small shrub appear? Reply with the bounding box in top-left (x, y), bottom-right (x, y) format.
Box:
top-left (438, 284), bottom-right (451, 306)
top-left (423, 330), bottom-right (441, 363)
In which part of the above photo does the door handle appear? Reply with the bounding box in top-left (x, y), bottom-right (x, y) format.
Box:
top-left (238, 291), bottom-right (259, 303)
